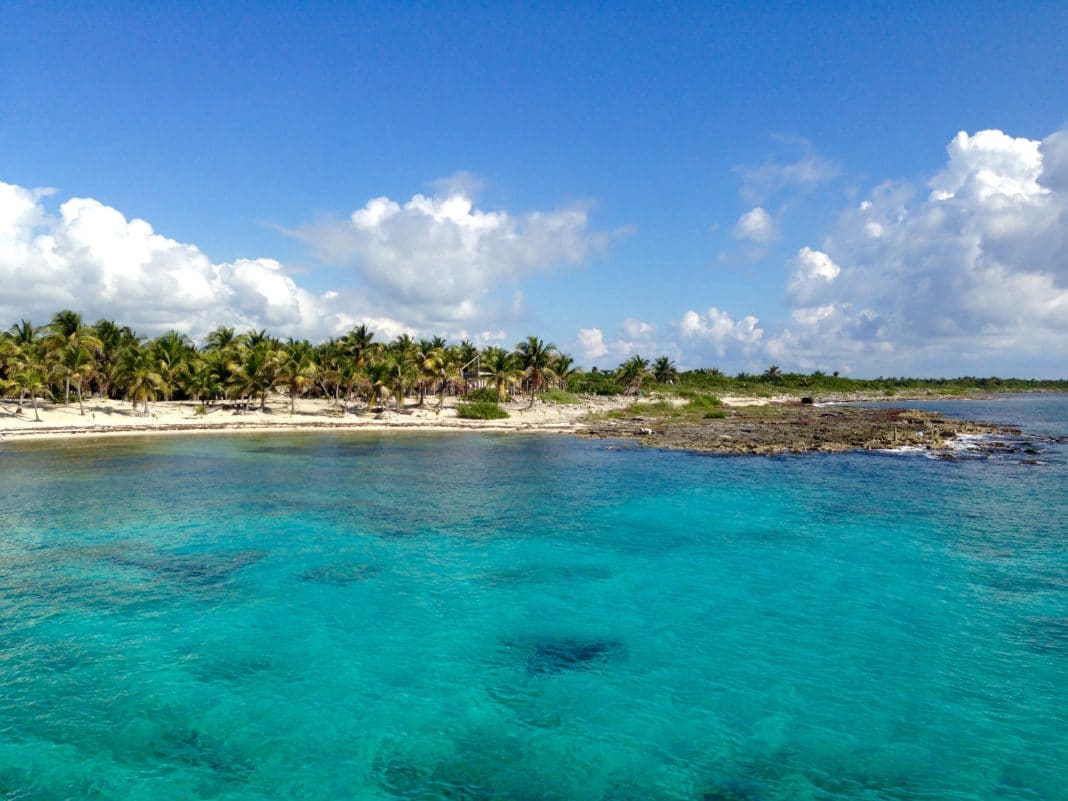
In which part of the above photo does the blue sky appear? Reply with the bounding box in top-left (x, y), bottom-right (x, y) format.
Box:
top-left (2, 2), bottom-right (1066, 376)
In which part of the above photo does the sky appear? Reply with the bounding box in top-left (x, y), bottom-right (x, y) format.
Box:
top-left (1, 1), bottom-right (1067, 377)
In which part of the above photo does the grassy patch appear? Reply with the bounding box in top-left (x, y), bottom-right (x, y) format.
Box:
top-left (465, 387), bottom-right (503, 403)
top-left (734, 404), bottom-right (781, 417)
top-left (455, 401), bottom-right (510, 420)
top-left (685, 394), bottom-right (722, 412)
top-left (538, 389), bottom-right (582, 404)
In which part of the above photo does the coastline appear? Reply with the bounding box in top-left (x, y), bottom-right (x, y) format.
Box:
top-left (0, 396), bottom-right (631, 444)
top-left (1, 392), bottom-right (1054, 454)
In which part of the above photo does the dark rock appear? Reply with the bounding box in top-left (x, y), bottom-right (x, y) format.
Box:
top-left (800, 396), bottom-right (814, 404)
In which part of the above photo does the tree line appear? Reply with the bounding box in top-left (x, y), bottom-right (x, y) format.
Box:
top-left (3, 311), bottom-right (1064, 421)
top-left (0, 311), bottom-right (573, 421)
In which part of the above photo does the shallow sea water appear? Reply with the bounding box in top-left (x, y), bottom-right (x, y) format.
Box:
top-left (1, 395), bottom-right (1066, 800)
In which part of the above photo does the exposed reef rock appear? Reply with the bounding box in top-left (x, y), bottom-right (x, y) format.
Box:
top-left (582, 405), bottom-right (1026, 455)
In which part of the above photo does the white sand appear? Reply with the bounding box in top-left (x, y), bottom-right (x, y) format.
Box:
top-left (0, 395), bottom-right (633, 443)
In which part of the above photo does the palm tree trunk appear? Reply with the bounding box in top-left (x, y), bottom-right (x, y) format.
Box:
top-left (77, 382), bottom-right (84, 415)
top-left (31, 393), bottom-right (40, 422)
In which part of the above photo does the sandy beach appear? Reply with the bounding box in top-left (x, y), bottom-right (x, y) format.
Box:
top-left (0, 395), bottom-right (634, 443)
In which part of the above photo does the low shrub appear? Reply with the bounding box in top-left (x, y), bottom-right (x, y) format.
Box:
top-left (538, 389), bottom-right (581, 404)
top-left (465, 386), bottom-right (501, 403)
top-left (685, 394), bottom-right (722, 412)
top-left (455, 401), bottom-right (509, 420)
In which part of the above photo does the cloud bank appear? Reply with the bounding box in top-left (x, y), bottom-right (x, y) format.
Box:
top-left (291, 184), bottom-right (612, 330)
top-left (769, 128), bottom-right (1068, 373)
top-left (0, 181), bottom-right (347, 338)
top-left (0, 178), bottom-right (609, 342)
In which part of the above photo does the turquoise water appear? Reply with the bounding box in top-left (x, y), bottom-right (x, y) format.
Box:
top-left (1, 395), bottom-right (1066, 800)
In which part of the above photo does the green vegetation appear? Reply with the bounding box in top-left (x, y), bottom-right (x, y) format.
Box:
top-left (538, 389), bottom-right (581, 404)
top-left (615, 395), bottom-right (727, 422)
top-left (454, 401), bottom-right (509, 420)
top-left (1, 312), bottom-right (1063, 423)
top-left (465, 387), bottom-right (502, 403)
top-left (0, 310), bottom-right (581, 417)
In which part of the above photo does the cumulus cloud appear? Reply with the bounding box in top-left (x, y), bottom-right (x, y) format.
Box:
top-left (732, 207), bottom-right (778, 243)
top-left (574, 319), bottom-right (672, 366)
top-left (0, 176), bottom-right (616, 343)
top-left (291, 181), bottom-right (614, 328)
top-left (677, 307), bottom-right (764, 359)
top-left (770, 127), bottom-right (1068, 374)
top-left (621, 318), bottom-right (655, 339)
top-left (577, 327), bottom-right (609, 360)
top-left (788, 246), bottom-right (841, 304)
top-left (0, 181), bottom-right (346, 339)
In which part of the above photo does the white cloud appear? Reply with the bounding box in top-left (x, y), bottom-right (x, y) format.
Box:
top-left (0, 181), bottom-right (344, 339)
top-left (621, 318), bottom-right (655, 339)
top-left (577, 327), bottom-right (609, 360)
top-left (677, 307), bottom-right (764, 359)
top-left (291, 182), bottom-right (613, 329)
top-left (735, 148), bottom-right (840, 203)
top-left (770, 127), bottom-right (1068, 374)
top-left (788, 246), bottom-right (841, 304)
top-left (732, 207), bottom-right (778, 243)
top-left (0, 176), bottom-right (617, 345)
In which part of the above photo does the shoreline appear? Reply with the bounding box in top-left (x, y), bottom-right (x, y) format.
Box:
top-left (0, 396), bottom-right (629, 444)
top-left (0, 392), bottom-right (1058, 454)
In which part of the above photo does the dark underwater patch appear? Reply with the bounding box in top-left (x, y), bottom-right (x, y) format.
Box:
top-left (151, 728), bottom-right (253, 782)
top-left (299, 562), bottom-right (380, 585)
top-left (108, 548), bottom-right (267, 586)
top-left (483, 563), bottom-right (613, 586)
top-left (525, 637), bottom-right (626, 675)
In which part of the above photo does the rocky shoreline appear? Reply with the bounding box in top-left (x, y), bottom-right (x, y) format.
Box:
top-left (580, 404), bottom-right (1034, 456)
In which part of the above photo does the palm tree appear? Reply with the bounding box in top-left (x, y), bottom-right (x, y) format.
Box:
top-left (274, 339), bottom-right (318, 414)
top-left (114, 346), bottom-right (166, 416)
top-left (514, 336), bottom-right (558, 408)
top-left (552, 353), bottom-right (580, 390)
top-left (365, 360), bottom-right (392, 411)
top-left (341, 324), bottom-right (377, 368)
top-left (8, 319), bottom-right (37, 349)
top-left (10, 361), bottom-right (51, 422)
top-left (653, 356), bottom-right (678, 385)
top-left (482, 347), bottom-right (519, 402)
top-left (762, 365), bottom-right (782, 382)
top-left (56, 343), bottom-right (97, 415)
top-left (92, 319), bottom-right (138, 398)
top-left (204, 326), bottom-right (238, 352)
top-left (42, 310), bottom-right (102, 404)
top-left (617, 355), bottom-right (650, 395)
top-left (424, 347), bottom-right (460, 411)
top-left (230, 341), bottom-right (278, 411)
top-left (243, 329), bottom-right (275, 350)
top-left (413, 339), bottom-right (437, 406)
top-left (181, 356), bottom-right (223, 403)
top-left (151, 331), bottom-right (194, 400)
top-left (0, 337), bottom-right (19, 398)
top-left (48, 310), bottom-right (84, 339)
top-left (455, 340), bottom-right (479, 375)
